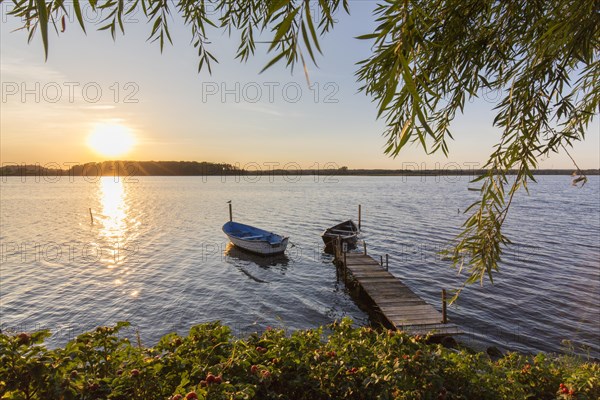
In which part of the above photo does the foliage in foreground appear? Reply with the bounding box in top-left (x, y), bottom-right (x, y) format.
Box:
top-left (1, 319), bottom-right (598, 400)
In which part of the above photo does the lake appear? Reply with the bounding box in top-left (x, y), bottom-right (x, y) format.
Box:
top-left (1, 175), bottom-right (598, 357)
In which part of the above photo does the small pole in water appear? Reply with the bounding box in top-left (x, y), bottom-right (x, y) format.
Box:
top-left (380, 255), bottom-right (383, 267)
top-left (228, 201), bottom-right (233, 222)
top-left (442, 289), bottom-right (447, 324)
top-left (358, 204), bottom-right (362, 230)
top-left (363, 241), bottom-right (367, 255)
top-left (89, 208), bottom-right (94, 225)
top-left (385, 254), bottom-right (389, 271)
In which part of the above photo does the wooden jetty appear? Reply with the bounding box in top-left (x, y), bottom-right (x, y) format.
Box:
top-left (334, 242), bottom-right (461, 337)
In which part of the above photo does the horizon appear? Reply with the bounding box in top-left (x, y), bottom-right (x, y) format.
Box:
top-left (2, 159), bottom-right (599, 173)
top-left (0, 160), bottom-right (600, 177)
top-left (1, 2), bottom-right (599, 169)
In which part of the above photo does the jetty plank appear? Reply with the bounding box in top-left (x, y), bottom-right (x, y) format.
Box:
top-left (336, 252), bottom-right (461, 337)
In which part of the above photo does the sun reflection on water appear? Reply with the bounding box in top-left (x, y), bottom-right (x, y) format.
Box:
top-left (100, 177), bottom-right (127, 240)
top-left (97, 176), bottom-right (133, 290)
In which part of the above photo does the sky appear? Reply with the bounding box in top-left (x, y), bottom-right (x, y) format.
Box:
top-left (1, 1), bottom-right (598, 170)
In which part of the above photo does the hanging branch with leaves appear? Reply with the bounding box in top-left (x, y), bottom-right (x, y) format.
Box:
top-left (3, 0), bottom-right (598, 298)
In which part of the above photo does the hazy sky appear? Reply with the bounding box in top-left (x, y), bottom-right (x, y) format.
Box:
top-left (1, 2), bottom-right (598, 170)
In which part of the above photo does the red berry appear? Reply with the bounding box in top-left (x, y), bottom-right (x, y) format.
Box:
top-left (16, 333), bottom-right (30, 345)
top-left (206, 373), bottom-right (216, 383)
top-left (186, 392), bottom-right (198, 400)
top-left (130, 369), bottom-right (140, 377)
top-left (214, 375), bottom-right (222, 384)
top-left (250, 365), bottom-right (259, 374)
top-left (569, 389), bottom-right (575, 395)
top-left (170, 395), bottom-right (183, 400)
top-left (261, 370), bottom-right (271, 378)
top-left (256, 346), bottom-right (266, 353)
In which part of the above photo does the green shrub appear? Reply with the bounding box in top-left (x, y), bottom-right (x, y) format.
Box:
top-left (1, 318), bottom-right (598, 399)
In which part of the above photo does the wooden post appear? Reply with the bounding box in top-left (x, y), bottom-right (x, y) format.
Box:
top-left (343, 239), bottom-right (347, 285)
top-left (89, 208), bottom-right (94, 225)
top-left (363, 241), bottom-right (367, 255)
top-left (385, 254), bottom-right (389, 271)
top-left (343, 253), bottom-right (347, 284)
top-left (358, 204), bottom-right (362, 230)
top-left (380, 255), bottom-right (383, 267)
top-left (442, 289), bottom-right (447, 324)
top-left (229, 202), bottom-right (233, 222)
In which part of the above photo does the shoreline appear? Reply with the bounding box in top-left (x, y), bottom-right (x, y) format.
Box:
top-left (1, 161), bottom-right (598, 178)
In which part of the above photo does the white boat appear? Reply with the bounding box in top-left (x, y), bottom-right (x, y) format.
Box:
top-left (222, 221), bottom-right (289, 256)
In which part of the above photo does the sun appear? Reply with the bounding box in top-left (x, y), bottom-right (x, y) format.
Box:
top-left (88, 123), bottom-right (135, 157)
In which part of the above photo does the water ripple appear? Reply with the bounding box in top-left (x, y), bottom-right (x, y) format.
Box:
top-left (0, 175), bottom-right (598, 357)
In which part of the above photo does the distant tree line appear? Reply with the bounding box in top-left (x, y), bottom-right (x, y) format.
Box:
top-left (1, 161), bottom-right (597, 177)
top-left (0, 161), bottom-right (241, 177)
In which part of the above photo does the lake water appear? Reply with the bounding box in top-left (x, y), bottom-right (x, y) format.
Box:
top-left (1, 175), bottom-right (598, 357)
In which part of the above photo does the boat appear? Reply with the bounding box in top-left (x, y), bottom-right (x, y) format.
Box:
top-left (222, 221), bottom-right (289, 256)
top-left (321, 220), bottom-right (359, 252)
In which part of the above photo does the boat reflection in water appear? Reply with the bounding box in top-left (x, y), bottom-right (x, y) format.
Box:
top-left (224, 242), bottom-right (290, 269)
top-left (224, 243), bottom-right (290, 283)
